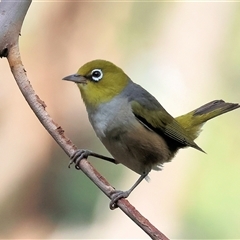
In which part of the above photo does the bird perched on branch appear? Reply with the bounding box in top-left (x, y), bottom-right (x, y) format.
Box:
top-left (63, 59), bottom-right (239, 209)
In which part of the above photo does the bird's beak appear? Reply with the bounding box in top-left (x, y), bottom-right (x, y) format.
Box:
top-left (62, 74), bottom-right (87, 84)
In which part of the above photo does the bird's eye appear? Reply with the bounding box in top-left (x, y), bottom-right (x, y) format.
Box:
top-left (91, 69), bottom-right (103, 82)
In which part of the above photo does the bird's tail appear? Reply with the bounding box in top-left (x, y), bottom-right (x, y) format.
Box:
top-left (175, 100), bottom-right (239, 140)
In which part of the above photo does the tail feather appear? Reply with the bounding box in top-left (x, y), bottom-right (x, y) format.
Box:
top-left (176, 100), bottom-right (239, 140)
top-left (193, 100), bottom-right (240, 121)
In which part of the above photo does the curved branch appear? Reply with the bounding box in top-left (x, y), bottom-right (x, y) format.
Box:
top-left (0, 1), bottom-right (31, 57)
top-left (0, 1), bottom-right (169, 239)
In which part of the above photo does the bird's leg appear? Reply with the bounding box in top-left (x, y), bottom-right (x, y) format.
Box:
top-left (69, 149), bottom-right (117, 169)
top-left (110, 172), bottom-right (148, 210)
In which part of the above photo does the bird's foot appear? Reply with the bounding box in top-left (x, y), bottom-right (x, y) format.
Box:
top-left (68, 149), bottom-right (92, 170)
top-left (109, 190), bottom-right (130, 210)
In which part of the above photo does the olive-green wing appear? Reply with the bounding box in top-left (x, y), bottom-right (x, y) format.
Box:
top-left (131, 101), bottom-right (204, 152)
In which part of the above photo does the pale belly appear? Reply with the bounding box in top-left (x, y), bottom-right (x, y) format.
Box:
top-left (88, 97), bottom-right (173, 175)
top-left (100, 122), bottom-right (172, 175)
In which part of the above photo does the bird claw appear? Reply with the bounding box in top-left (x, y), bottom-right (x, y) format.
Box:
top-left (109, 190), bottom-right (130, 210)
top-left (68, 149), bottom-right (92, 170)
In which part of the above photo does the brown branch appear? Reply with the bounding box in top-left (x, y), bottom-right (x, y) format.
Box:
top-left (0, 2), bottom-right (169, 239)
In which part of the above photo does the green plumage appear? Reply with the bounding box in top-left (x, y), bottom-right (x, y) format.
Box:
top-left (132, 100), bottom-right (239, 154)
top-left (176, 100), bottom-right (240, 140)
top-left (131, 101), bottom-right (204, 153)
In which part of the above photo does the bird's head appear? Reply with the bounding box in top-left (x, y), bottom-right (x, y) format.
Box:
top-left (63, 59), bottom-right (130, 108)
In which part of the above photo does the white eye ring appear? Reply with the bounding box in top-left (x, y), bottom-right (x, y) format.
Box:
top-left (91, 69), bottom-right (103, 82)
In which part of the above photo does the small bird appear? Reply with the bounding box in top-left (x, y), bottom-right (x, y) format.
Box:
top-left (63, 59), bottom-right (239, 209)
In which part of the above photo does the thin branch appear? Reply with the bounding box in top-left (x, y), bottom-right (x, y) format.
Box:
top-left (0, 2), bottom-right (169, 239)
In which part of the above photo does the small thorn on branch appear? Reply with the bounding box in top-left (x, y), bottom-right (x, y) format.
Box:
top-left (36, 95), bottom-right (47, 109)
top-left (56, 126), bottom-right (65, 135)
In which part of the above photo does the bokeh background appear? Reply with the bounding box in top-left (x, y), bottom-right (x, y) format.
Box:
top-left (0, 1), bottom-right (240, 239)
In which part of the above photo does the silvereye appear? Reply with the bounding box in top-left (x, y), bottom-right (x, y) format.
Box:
top-left (63, 59), bottom-right (239, 209)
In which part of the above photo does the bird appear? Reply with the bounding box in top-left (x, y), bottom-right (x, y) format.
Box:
top-left (63, 59), bottom-right (239, 209)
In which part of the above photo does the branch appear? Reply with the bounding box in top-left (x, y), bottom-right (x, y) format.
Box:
top-left (0, 2), bottom-right (169, 239)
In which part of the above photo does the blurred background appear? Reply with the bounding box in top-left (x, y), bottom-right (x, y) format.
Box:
top-left (0, 1), bottom-right (240, 239)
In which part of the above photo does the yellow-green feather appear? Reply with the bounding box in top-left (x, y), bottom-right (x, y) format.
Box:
top-left (131, 101), bottom-right (203, 151)
top-left (76, 60), bottom-right (130, 108)
top-left (176, 100), bottom-right (240, 140)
